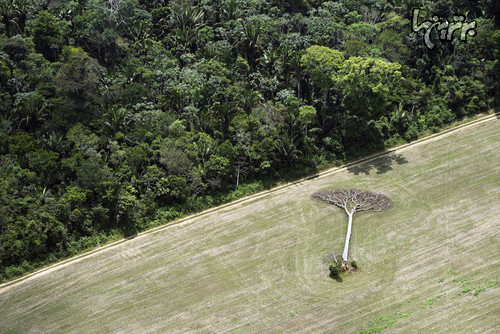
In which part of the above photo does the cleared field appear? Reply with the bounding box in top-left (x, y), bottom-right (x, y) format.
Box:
top-left (1, 119), bottom-right (499, 333)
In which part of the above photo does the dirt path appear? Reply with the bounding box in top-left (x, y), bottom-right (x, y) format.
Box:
top-left (0, 113), bottom-right (498, 294)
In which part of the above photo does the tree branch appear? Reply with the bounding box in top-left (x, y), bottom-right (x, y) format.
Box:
top-left (312, 189), bottom-right (393, 214)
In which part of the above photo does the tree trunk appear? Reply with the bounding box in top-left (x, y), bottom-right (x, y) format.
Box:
top-left (342, 212), bottom-right (353, 262)
top-left (236, 163), bottom-right (240, 188)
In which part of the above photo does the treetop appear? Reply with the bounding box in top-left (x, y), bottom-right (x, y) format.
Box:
top-left (312, 189), bottom-right (393, 214)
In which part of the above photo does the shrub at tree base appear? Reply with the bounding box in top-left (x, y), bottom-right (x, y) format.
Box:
top-left (329, 260), bottom-right (359, 278)
top-left (329, 262), bottom-right (342, 277)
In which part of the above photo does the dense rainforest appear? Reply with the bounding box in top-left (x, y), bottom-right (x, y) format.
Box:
top-left (0, 0), bottom-right (498, 281)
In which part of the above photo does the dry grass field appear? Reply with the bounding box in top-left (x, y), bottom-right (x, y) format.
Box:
top-left (0, 118), bottom-right (499, 333)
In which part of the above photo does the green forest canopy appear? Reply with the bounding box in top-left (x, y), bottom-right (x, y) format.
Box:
top-left (0, 0), bottom-right (498, 281)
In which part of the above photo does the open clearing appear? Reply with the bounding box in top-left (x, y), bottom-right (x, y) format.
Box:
top-left (1, 118), bottom-right (499, 333)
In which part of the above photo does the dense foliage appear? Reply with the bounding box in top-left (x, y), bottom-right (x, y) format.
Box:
top-left (0, 0), bottom-right (498, 281)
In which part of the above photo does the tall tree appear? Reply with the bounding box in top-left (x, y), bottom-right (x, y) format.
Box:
top-left (32, 11), bottom-right (64, 61)
top-left (55, 46), bottom-right (104, 117)
top-left (313, 189), bottom-right (393, 262)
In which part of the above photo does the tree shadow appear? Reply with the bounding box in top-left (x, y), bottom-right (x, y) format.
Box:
top-left (329, 273), bottom-right (343, 282)
top-left (305, 174), bottom-right (320, 181)
top-left (346, 152), bottom-right (408, 175)
top-left (125, 233), bottom-right (138, 240)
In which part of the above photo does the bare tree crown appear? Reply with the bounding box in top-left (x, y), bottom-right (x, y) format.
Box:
top-left (313, 189), bottom-right (393, 263)
top-left (312, 189), bottom-right (393, 214)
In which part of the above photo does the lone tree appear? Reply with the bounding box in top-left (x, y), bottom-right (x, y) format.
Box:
top-left (313, 189), bottom-right (393, 263)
